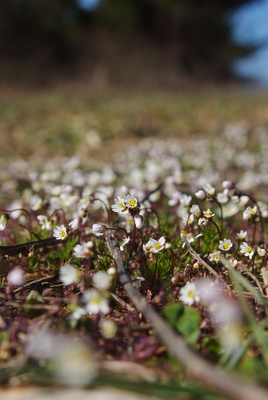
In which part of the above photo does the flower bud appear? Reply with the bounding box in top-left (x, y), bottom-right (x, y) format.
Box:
top-left (134, 214), bottom-right (143, 229)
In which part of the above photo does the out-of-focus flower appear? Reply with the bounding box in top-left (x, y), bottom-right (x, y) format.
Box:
top-left (73, 241), bottom-right (94, 258)
top-left (203, 209), bottom-right (214, 219)
top-left (208, 251), bottom-right (221, 263)
top-left (37, 215), bottom-right (52, 230)
top-left (179, 282), bottom-right (200, 305)
top-left (195, 190), bottom-right (206, 200)
top-left (237, 230), bottom-right (247, 240)
top-left (92, 271), bottom-right (111, 291)
top-left (53, 224), bottom-right (68, 240)
top-left (0, 214), bottom-right (8, 230)
top-left (190, 204), bottom-right (201, 217)
top-left (7, 267), bottom-right (25, 286)
top-left (120, 236), bottom-right (130, 251)
top-left (243, 205), bottom-right (258, 220)
top-left (100, 319), bottom-right (117, 338)
top-left (83, 289), bottom-right (110, 314)
top-left (143, 236), bottom-right (165, 254)
top-left (92, 223), bottom-right (106, 236)
top-left (69, 216), bottom-right (82, 231)
top-left (203, 183), bottom-right (215, 196)
top-left (216, 189), bottom-right (229, 204)
top-left (134, 214), bottom-right (143, 229)
top-left (240, 242), bottom-right (254, 259)
top-left (59, 264), bottom-right (82, 285)
top-left (257, 247), bottom-right (266, 257)
top-left (219, 238), bottom-right (233, 252)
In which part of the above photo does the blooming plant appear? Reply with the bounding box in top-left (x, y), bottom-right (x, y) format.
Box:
top-left (1, 119), bottom-right (268, 397)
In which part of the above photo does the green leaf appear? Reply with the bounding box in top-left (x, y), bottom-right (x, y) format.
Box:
top-left (176, 307), bottom-right (201, 346)
top-left (162, 303), bottom-right (184, 328)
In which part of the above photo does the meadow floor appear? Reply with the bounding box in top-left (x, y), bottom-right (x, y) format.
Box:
top-left (1, 86), bottom-right (268, 399)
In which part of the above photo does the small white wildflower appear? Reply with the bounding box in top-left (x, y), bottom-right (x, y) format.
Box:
top-left (143, 236), bottom-right (165, 254)
top-left (0, 214), bottom-right (8, 230)
top-left (92, 270), bottom-right (111, 291)
top-left (203, 183), bottom-right (215, 196)
top-left (216, 189), bottom-right (229, 204)
top-left (222, 181), bottom-right (233, 189)
top-left (7, 267), bottom-right (25, 286)
top-left (180, 282), bottom-right (200, 305)
top-left (125, 194), bottom-right (138, 209)
top-left (120, 236), bottom-right (131, 251)
top-left (228, 258), bottom-right (238, 268)
top-left (219, 238), bottom-right (233, 252)
top-left (111, 196), bottom-right (128, 214)
top-left (243, 206), bottom-right (257, 220)
top-left (59, 264), bottom-right (82, 285)
top-left (100, 319), bottom-right (117, 339)
top-left (198, 217), bottom-right (208, 226)
top-left (190, 204), bottom-right (201, 217)
top-left (195, 190), bottom-right (206, 200)
top-left (203, 209), bottom-right (214, 219)
top-left (239, 196), bottom-right (249, 206)
top-left (240, 242), bottom-right (254, 260)
top-left (107, 266), bottom-right (116, 276)
top-left (37, 215), bottom-right (52, 230)
top-left (73, 241), bottom-right (94, 258)
top-left (134, 214), bottom-right (143, 229)
top-left (257, 247), bottom-right (266, 257)
top-left (208, 251), bottom-right (221, 263)
top-left (84, 289), bottom-right (110, 314)
top-left (92, 223), bottom-right (106, 236)
top-left (188, 213), bottom-right (194, 225)
top-left (68, 217), bottom-right (82, 231)
top-left (53, 224), bottom-right (68, 240)
top-left (237, 230), bottom-right (247, 240)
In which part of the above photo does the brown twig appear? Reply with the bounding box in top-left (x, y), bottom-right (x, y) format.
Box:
top-left (106, 231), bottom-right (268, 400)
top-left (0, 237), bottom-right (64, 257)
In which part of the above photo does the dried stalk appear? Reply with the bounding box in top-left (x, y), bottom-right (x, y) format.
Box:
top-left (107, 231), bottom-right (268, 400)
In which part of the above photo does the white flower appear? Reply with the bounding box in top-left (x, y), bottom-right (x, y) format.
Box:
top-left (29, 195), bottom-right (43, 211)
top-left (100, 319), bottom-right (117, 339)
top-left (222, 181), bottom-right (233, 189)
top-left (134, 214), bottom-right (143, 229)
top-left (71, 307), bottom-right (87, 321)
top-left (143, 236), bottom-right (165, 254)
top-left (92, 271), bottom-right (111, 291)
top-left (83, 290), bottom-right (110, 314)
top-left (120, 236), bottom-right (131, 251)
top-left (188, 214), bottom-right (194, 225)
top-left (0, 214), bottom-right (8, 230)
top-left (240, 242), bottom-right (254, 260)
top-left (68, 217), bottom-right (82, 231)
top-left (243, 206), bottom-right (257, 220)
top-left (73, 242), bottom-right (93, 258)
top-left (53, 224), bottom-right (68, 240)
top-left (7, 267), bottom-right (25, 286)
top-left (181, 232), bottom-right (202, 246)
top-left (237, 230), bottom-right (247, 240)
top-left (216, 189), bottom-right (229, 204)
top-left (208, 251), bottom-right (221, 263)
top-left (125, 194), bottom-right (138, 209)
top-left (203, 183), bottom-right (215, 196)
top-left (59, 264), bottom-right (82, 285)
top-left (37, 215), bottom-right (52, 230)
top-left (92, 223), bottom-right (106, 236)
top-left (195, 190), bottom-right (206, 200)
top-left (257, 247), bottom-right (266, 257)
top-left (180, 194), bottom-right (192, 206)
top-left (180, 282), bottom-right (200, 305)
top-left (219, 238), bottom-right (233, 252)
top-left (228, 258), bottom-right (238, 268)
top-left (221, 203), bottom-right (239, 218)
top-left (111, 196), bottom-right (128, 214)
top-left (239, 196), bottom-right (249, 206)
top-left (203, 209), bottom-right (214, 218)
top-left (198, 217), bottom-right (208, 226)
top-left (190, 204), bottom-right (201, 217)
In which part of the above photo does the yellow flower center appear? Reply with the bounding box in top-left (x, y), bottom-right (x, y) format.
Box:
top-left (155, 243), bottom-right (162, 251)
top-left (129, 199), bottom-right (136, 208)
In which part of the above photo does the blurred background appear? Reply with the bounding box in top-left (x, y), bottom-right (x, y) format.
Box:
top-left (0, 0), bottom-right (267, 90)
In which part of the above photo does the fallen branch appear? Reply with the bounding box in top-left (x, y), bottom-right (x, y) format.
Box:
top-left (106, 231), bottom-right (268, 400)
top-left (0, 237), bottom-right (64, 257)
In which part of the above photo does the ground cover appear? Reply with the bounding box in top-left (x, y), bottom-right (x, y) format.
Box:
top-left (1, 88), bottom-right (268, 399)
